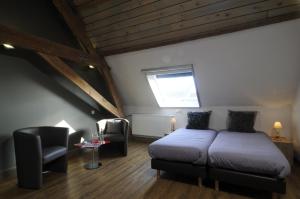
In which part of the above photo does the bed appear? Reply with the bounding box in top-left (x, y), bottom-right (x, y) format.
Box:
top-left (208, 131), bottom-right (291, 197)
top-left (148, 128), bottom-right (217, 186)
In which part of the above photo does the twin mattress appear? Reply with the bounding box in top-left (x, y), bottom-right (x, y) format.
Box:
top-left (149, 129), bottom-right (290, 178)
top-left (208, 131), bottom-right (291, 178)
top-left (148, 128), bottom-right (217, 165)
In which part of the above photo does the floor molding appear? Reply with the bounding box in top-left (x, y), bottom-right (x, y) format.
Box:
top-left (0, 166), bottom-right (16, 180)
top-left (0, 150), bottom-right (81, 181)
top-left (130, 135), bottom-right (160, 143)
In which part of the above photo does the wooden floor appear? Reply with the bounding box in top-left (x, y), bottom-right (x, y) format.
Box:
top-left (0, 141), bottom-right (299, 199)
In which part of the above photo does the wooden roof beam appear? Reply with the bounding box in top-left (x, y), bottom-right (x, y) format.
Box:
top-left (55, 0), bottom-right (96, 54)
top-left (53, 0), bottom-right (124, 117)
top-left (0, 24), bottom-right (101, 66)
top-left (0, 24), bottom-right (120, 117)
top-left (39, 53), bottom-right (121, 117)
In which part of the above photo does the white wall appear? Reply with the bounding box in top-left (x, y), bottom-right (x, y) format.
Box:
top-left (292, 82), bottom-right (300, 161)
top-left (131, 114), bottom-right (174, 137)
top-left (106, 19), bottom-right (300, 138)
top-left (125, 105), bottom-right (292, 138)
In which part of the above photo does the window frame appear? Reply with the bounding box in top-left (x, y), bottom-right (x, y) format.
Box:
top-left (142, 64), bottom-right (201, 108)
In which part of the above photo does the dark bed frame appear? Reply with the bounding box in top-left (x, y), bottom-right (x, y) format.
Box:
top-left (151, 159), bottom-right (206, 187)
top-left (151, 159), bottom-right (286, 199)
top-left (209, 167), bottom-right (286, 199)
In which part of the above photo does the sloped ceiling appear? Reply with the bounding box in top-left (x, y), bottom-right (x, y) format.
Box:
top-left (74, 0), bottom-right (300, 55)
top-left (106, 19), bottom-right (300, 109)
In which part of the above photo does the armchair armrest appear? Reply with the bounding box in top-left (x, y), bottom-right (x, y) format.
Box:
top-left (13, 131), bottom-right (43, 187)
top-left (13, 131), bottom-right (43, 161)
top-left (118, 119), bottom-right (129, 138)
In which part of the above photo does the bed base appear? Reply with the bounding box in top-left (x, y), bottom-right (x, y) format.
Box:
top-left (151, 159), bottom-right (286, 197)
top-left (209, 168), bottom-right (286, 198)
top-left (151, 159), bottom-right (206, 187)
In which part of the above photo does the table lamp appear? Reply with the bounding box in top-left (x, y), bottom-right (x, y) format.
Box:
top-left (273, 121), bottom-right (282, 138)
top-left (171, 116), bottom-right (176, 132)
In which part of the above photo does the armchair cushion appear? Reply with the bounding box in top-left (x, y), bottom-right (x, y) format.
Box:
top-left (43, 146), bottom-right (67, 164)
top-left (105, 120), bottom-right (122, 134)
top-left (103, 134), bottom-right (125, 142)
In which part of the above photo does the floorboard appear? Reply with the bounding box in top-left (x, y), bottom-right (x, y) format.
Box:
top-left (0, 141), bottom-right (299, 199)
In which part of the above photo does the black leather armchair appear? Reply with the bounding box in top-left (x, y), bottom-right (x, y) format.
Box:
top-left (13, 126), bottom-right (69, 189)
top-left (96, 118), bottom-right (129, 156)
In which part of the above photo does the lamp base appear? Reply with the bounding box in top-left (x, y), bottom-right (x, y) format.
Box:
top-left (274, 129), bottom-right (280, 139)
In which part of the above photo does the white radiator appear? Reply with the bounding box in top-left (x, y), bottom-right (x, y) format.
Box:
top-left (132, 114), bottom-right (173, 137)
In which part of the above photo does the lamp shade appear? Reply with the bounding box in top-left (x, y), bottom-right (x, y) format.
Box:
top-left (273, 121), bottom-right (282, 129)
top-left (171, 116), bottom-right (176, 131)
top-left (171, 117), bottom-right (176, 124)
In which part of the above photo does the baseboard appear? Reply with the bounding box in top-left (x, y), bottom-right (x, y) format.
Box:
top-left (0, 166), bottom-right (16, 181)
top-left (130, 135), bottom-right (160, 143)
top-left (0, 150), bottom-right (81, 182)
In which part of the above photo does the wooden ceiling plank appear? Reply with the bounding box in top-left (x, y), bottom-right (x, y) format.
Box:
top-left (100, 11), bottom-right (268, 51)
top-left (0, 24), bottom-right (100, 65)
top-left (100, 11), bottom-right (300, 55)
top-left (92, 0), bottom-right (265, 43)
top-left (268, 4), bottom-right (300, 17)
top-left (83, 0), bottom-right (158, 24)
top-left (87, 0), bottom-right (222, 37)
top-left (77, 0), bottom-right (131, 17)
top-left (95, 0), bottom-right (297, 48)
top-left (85, 0), bottom-right (192, 32)
top-left (39, 53), bottom-right (121, 117)
top-left (53, 0), bottom-right (124, 117)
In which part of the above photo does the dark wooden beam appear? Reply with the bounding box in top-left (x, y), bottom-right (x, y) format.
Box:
top-left (39, 53), bottom-right (121, 117)
top-left (73, 0), bottom-right (113, 7)
top-left (0, 24), bottom-right (101, 66)
top-left (55, 0), bottom-right (96, 54)
top-left (73, 0), bottom-right (94, 6)
top-left (0, 22), bottom-right (121, 117)
top-left (53, 0), bottom-right (124, 117)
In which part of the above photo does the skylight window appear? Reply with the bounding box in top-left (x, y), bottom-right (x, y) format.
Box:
top-left (143, 65), bottom-right (199, 108)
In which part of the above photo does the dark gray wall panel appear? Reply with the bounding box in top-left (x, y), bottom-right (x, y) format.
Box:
top-left (0, 0), bottom-right (78, 47)
top-left (0, 0), bottom-right (114, 173)
top-left (0, 54), bottom-right (99, 172)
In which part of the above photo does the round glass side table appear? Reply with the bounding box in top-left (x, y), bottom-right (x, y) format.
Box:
top-left (74, 140), bottom-right (110, 170)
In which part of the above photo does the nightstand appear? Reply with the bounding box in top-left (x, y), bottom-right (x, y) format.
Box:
top-left (271, 136), bottom-right (294, 166)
